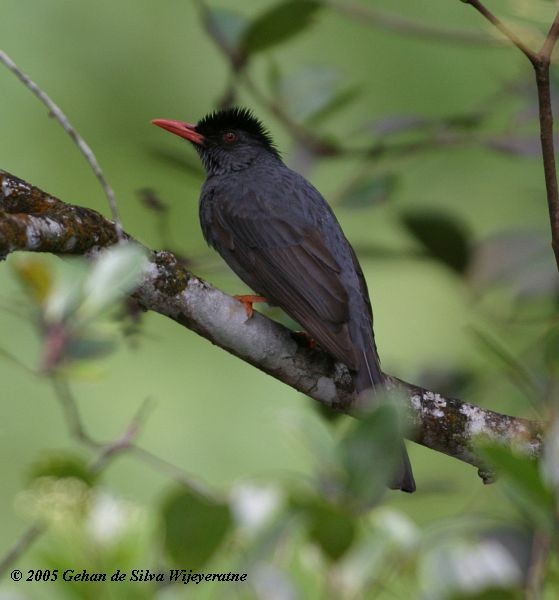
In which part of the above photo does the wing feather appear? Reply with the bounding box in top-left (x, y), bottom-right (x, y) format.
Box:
top-left (212, 204), bottom-right (359, 369)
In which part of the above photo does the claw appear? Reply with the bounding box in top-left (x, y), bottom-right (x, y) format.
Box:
top-left (234, 294), bottom-right (267, 319)
top-left (293, 330), bottom-right (317, 349)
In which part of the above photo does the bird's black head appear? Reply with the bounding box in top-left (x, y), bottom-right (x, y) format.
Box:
top-left (152, 107), bottom-right (280, 175)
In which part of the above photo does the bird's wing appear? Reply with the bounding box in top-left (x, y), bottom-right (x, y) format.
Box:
top-left (210, 200), bottom-right (360, 370)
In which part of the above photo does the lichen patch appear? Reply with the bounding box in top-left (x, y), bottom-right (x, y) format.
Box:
top-left (313, 376), bottom-right (337, 404)
top-left (25, 224), bottom-right (41, 249)
top-left (1, 179), bottom-right (13, 198)
top-left (460, 403), bottom-right (487, 435)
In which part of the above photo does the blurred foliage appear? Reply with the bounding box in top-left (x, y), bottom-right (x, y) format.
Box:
top-left (240, 1), bottom-right (321, 58)
top-left (28, 452), bottom-right (97, 488)
top-left (401, 211), bottom-right (471, 274)
top-left (11, 245), bottom-right (147, 372)
top-left (2, 0), bottom-right (559, 598)
top-left (161, 486), bottom-right (232, 570)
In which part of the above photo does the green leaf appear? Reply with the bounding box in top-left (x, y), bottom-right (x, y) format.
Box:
top-left (12, 257), bottom-right (54, 305)
top-left (338, 403), bottom-right (402, 510)
top-left (161, 486), bottom-right (232, 569)
top-left (269, 63), bottom-right (358, 125)
top-left (480, 444), bottom-right (554, 529)
top-left (241, 0), bottom-right (321, 56)
top-left (306, 85), bottom-right (360, 125)
top-left (335, 509), bottom-right (419, 595)
top-left (65, 335), bottom-right (116, 361)
top-left (79, 243), bottom-right (147, 319)
top-left (43, 262), bottom-right (89, 324)
top-left (305, 501), bottom-right (356, 561)
top-left (266, 58), bottom-right (282, 95)
top-left (28, 452), bottom-right (96, 487)
top-left (277, 65), bottom-right (341, 122)
top-left (204, 8), bottom-right (248, 54)
top-left (401, 211), bottom-right (471, 274)
top-left (341, 172), bottom-right (399, 209)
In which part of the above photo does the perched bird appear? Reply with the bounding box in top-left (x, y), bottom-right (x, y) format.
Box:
top-left (152, 107), bottom-right (415, 492)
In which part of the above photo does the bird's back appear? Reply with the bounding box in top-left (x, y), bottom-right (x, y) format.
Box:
top-left (200, 159), bottom-right (380, 383)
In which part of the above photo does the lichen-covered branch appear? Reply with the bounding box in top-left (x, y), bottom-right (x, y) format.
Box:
top-left (0, 169), bottom-right (544, 479)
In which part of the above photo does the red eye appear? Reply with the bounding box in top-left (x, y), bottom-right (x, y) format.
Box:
top-left (223, 131), bottom-right (237, 143)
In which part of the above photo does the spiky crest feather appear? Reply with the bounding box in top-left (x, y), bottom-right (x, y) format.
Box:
top-left (196, 107), bottom-right (280, 157)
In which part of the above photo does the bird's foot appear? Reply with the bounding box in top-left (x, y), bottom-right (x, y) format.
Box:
top-left (293, 330), bottom-right (317, 349)
top-left (234, 295), bottom-right (267, 319)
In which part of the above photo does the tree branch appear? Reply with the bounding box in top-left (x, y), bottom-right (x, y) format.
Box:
top-left (535, 12), bottom-right (559, 272)
top-left (462, 3), bottom-right (559, 272)
top-left (0, 169), bottom-right (544, 479)
top-left (462, 1), bottom-right (537, 64)
top-left (539, 12), bottom-right (559, 62)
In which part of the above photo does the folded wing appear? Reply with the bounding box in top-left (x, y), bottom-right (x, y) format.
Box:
top-left (210, 200), bottom-right (360, 370)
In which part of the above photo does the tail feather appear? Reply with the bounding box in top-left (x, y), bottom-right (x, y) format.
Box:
top-left (355, 349), bottom-right (416, 494)
top-left (390, 441), bottom-right (416, 493)
top-left (354, 349), bottom-right (384, 393)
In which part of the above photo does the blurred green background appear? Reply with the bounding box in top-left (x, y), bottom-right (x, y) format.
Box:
top-left (1, 1), bottom-right (558, 598)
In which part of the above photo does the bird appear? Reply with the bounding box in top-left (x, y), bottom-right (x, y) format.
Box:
top-left (152, 107), bottom-right (415, 493)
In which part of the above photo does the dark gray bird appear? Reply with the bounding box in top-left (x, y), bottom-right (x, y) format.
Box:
top-left (152, 107), bottom-right (415, 492)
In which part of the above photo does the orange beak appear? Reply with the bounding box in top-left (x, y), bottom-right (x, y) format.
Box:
top-left (151, 119), bottom-right (205, 145)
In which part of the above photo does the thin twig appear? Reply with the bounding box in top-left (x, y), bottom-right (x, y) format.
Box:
top-left (192, 2), bottom-right (342, 156)
top-left (193, 0), bottom-right (245, 70)
top-left (0, 50), bottom-right (124, 240)
top-left (195, 3), bottom-right (488, 162)
top-left (128, 446), bottom-right (214, 497)
top-left (243, 72), bottom-right (482, 160)
top-left (525, 532), bottom-right (551, 600)
top-left (0, 397), bottom-right (149, 577)
top-left (51, 378), bottom-right (216, 495)
top-left (461, 3), bottom-right (559, 271)
top-left (533, 64), bottom-right (559, 270)
top-left (51, 378), bottom-right (212, 495)
top-left (89, 397), bottom-right (155, 473)
top-left (534, 11), bottom-right (559, 271)
top-left (0, 524), bottom-right (45, 578)
top-left (539, 11), bottom-right (559, 61)
top-left (241, 72), bottom-right (340, 156)
top-left (327, 0), bottom-right (503, 47)
top-left (463, 0), bottom-right (537, 65)
top-left (0, 345), bottom-right (35, 374)
top-left (0, 387), bottom-right (198, 576)
top-left (51, 377), bottom-right (100, 448)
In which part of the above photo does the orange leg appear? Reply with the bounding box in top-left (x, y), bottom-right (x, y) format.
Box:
top-left (234, 294), bottom-right (267, 319)
top-left (293, 330), bottom-right (317, 349)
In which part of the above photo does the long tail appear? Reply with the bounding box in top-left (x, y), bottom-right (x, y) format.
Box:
top-left (355, 349), bottom-right (416, 494)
